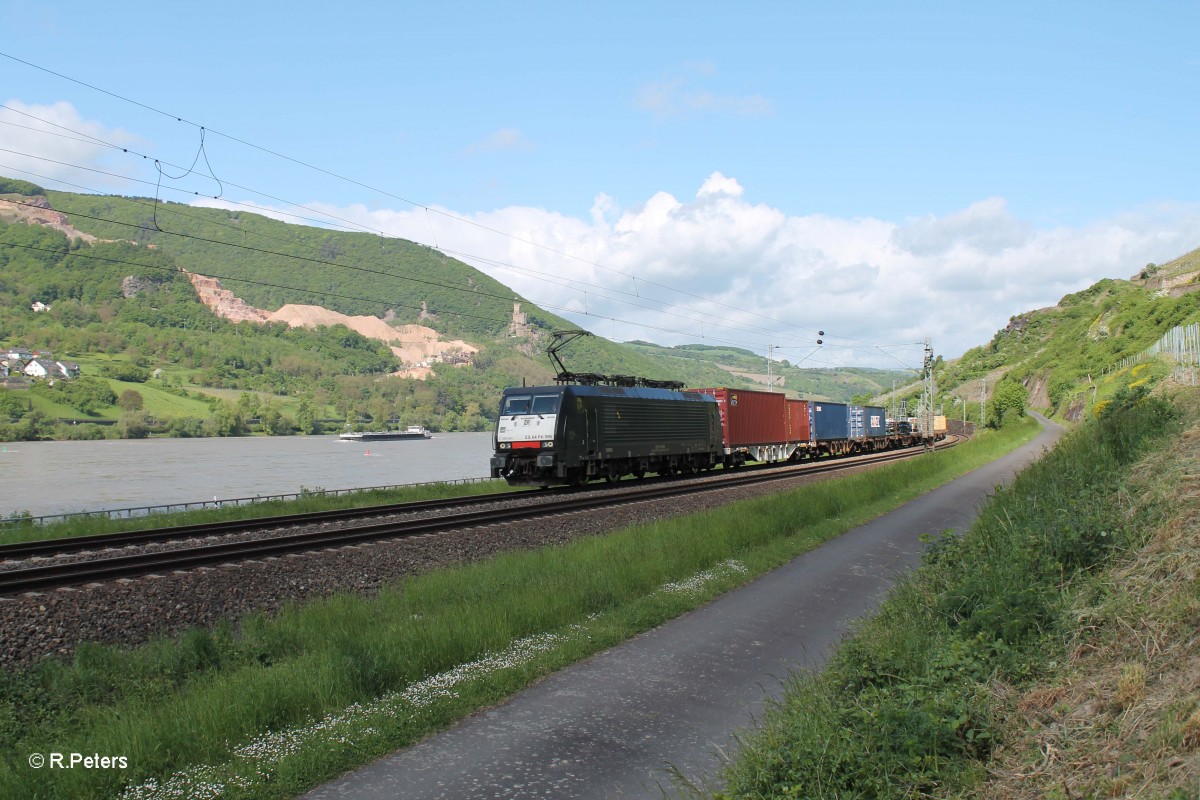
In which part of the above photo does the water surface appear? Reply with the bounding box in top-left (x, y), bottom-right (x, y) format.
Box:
top-left (0, 433), bottom-right (494, 518)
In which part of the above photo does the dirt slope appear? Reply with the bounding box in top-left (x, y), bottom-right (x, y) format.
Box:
top-left (184, 274), bottom-right (477, 376)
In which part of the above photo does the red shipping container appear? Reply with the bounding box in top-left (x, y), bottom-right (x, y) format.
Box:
top-left (689, 387), bottom-right (787, 447)
top-left (786, 399), bottom-right (811, 441)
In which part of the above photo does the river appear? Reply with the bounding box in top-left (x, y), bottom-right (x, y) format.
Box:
top-left (0, 433), bottom-right (495, 519)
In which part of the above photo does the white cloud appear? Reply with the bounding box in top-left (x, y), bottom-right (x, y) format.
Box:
top-left (464, 128), bottom-right (534, 155)
top-left (636, 65), bottom-right (773, 120)
top-left (193, 175), bottom-right (1200, 371)
top-left (0, 100), bottom-right (139, 188)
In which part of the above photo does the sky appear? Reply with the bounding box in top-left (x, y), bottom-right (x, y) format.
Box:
top-left (2, 0), bottom-right (1199, 373)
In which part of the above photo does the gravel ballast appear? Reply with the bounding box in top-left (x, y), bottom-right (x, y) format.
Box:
top-left (0, 463), bottom-right (886, 670)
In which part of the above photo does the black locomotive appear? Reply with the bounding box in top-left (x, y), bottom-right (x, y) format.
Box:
top-left (490, 384), bottom-right (723, 487)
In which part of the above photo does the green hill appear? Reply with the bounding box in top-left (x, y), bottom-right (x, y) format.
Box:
top-left (0, 184), bottom-right (900, 441)
top-left (6, 182), bottom-right (1197, 440)
top-left (623, 341), bottom-right (906, 401)
top-left (934, 245), bottom-right (1200, 421)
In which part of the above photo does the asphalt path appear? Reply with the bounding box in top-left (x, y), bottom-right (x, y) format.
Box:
top-left (304, 416), bottom-right (1064, 799)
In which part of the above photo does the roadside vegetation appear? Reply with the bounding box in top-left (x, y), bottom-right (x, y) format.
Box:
top-left (712, 387), bottom-right (1193, 799)
top-left (0, 420), bottom-right (1037, 799)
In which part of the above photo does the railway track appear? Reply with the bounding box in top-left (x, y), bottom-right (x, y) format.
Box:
top-left (0, 438), bottom-right (954, 596)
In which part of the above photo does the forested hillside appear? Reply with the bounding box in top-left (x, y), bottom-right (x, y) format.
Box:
top-left (0, 182), bottom-right (894, 441)
top-left (6, 180), bottom-right (1198, 442)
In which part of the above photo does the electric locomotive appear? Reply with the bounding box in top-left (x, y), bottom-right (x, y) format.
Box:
top-left (490, 383), bottom-right (722, 487)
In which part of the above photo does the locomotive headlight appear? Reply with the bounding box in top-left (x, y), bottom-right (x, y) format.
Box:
top-left (542, 441), bottom-right (553, 448)
top-left (499, 442), bottom-right (510, 450)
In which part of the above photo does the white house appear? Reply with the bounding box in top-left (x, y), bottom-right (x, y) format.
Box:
top-left (23, 358), bottom-right (58, 379)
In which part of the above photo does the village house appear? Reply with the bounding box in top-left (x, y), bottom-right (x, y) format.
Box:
top-left (55, 360), bottom-right (81, 379)
top-left (23, 358), bottom-right (59, 379)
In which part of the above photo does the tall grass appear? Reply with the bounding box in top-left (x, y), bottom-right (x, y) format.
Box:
top-left (715, 390), bottom-right (1179, 799)
top-left (0, 421), bottom-right (1038, 799)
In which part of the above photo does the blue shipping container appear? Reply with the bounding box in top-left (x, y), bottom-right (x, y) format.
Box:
top-left (811, 402), bottom-right (850, 441)
top-left (863, 405), bottom-right (887, 437)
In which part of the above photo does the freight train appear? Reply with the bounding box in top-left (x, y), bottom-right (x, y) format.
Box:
top-left (490, 384), bottom-right (928, 488)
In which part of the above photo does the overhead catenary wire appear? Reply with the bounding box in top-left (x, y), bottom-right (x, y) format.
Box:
top-left (0, 195), bottom-right (833, 354)
top-left (1, 143), bottom-right (830, 346)
top-left (0, 159), bottom-right (857, 353)
top-left (0, 52), bottom-right (849, 341)
top-left (1, 240), bottom-right (512, 327)
top-left (0, 182), bottom-right (925, 371)
top-left (4, 236), bottom-right (908, 377)
top-left (0, 56), bottom-right (932, 367)
top-left (0, 115), bottom-right (840, 345)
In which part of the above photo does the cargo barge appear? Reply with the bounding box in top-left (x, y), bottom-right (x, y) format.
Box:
top-left (339, 425), bottom-right (432, 442)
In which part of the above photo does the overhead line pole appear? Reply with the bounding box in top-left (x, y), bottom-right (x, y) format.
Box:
top-left (922, 337), bottom-right (935, 451)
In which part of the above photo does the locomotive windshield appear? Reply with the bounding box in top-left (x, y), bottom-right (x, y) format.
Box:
top-left (503, 395), bottom-right (531, 415)
top-left (502, 393), bottom-right (559, 416)
top-left (531, 394), bottom-right (559, 415)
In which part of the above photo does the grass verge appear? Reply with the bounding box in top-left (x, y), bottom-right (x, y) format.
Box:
top-left (0, 480), bottom-right (517, 546)
top-left (955, 390), bottom-right (1200, 800)
top-left (0, 421), bottom-right (1038, 800)
top-left (711, 388), bottom-right (1185, 799)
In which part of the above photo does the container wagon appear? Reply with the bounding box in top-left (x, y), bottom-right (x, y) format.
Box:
top-left (688, 387), bottom-right (801, 465)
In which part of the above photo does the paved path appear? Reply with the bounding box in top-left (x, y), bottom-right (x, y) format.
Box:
top-left (304, 418), bottom-right (1063, 799)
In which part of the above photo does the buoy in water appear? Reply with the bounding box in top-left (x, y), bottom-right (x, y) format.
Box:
top-left (364, 449), bottom-right (371, 456)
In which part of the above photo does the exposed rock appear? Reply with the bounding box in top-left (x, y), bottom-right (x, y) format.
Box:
top-left (121, 276), bottom-right (155, 298)
top-left (0, 195), bottom-right (100, 243)
top-left (184, 271), bottom-right (272, 323)
top-left (1023, 370), bottom-right (1051, 410)
top-left (183, 273), bottom-right (477, 380)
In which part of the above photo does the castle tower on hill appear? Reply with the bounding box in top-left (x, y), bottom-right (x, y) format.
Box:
top-left (509, 302), bottom-right (528, 336)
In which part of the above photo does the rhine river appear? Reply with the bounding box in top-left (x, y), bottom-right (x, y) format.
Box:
top-left (0, 433), bottom-right (495, 519)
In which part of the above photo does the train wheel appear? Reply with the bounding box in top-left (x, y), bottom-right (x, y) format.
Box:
top-left (633, 469), bottom-right (646, 480)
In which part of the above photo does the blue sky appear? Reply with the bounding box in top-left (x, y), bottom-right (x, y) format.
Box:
top-left (3, 1), bottom-right (1199, 371)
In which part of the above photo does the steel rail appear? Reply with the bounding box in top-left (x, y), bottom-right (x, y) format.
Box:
top-left (0, 438), bottom-right (954, 595)
top-left (0, 437), bottom-right (951, 561)
top-left (0, 493), bottom-right (512, 560)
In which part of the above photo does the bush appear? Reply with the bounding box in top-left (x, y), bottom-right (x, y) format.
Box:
top-left (101, 363), bottom-right (151, 383)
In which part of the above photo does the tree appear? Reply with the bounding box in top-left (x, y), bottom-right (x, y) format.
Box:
top-left (259, 403), bottom-right (295, 436)
top-left (295, 396), bottom-right (321, 435)
top-left (988, 379), bottom-right (1028, 428)
top-left (118, 389), bottom-right (144, 411)
top-left (206, 401), bottom-right (248, 437)
top-left (117, 411), bottom-right (150, 439)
